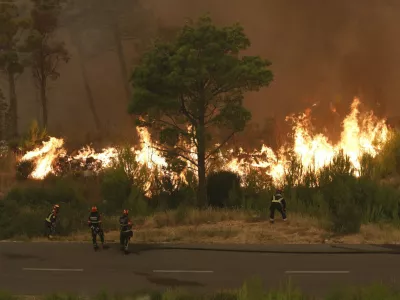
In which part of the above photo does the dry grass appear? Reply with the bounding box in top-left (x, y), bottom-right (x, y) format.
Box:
top-left (30, 208), bottom-right (400, 244)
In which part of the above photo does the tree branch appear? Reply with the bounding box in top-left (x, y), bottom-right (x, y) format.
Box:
top-left (49, 56), bottom-right (60, 76)
top-left (180, 95), bottom-right (197, 125)
top-left (154, 118), bottom-right (195, 148)
top-left (164, 113), bottom-right (187, 132)
top-left (151, 143), bottom-right (198, 166)
top-left (205, 104), bottom-right (217, 120)
top-left (206, 131), bottom-right (235, 160)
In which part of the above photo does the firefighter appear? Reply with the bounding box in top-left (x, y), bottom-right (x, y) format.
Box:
top-left (119, 209), bottom-right (133, 254)
top-left (87, 206), bottom-right (105, 250)
top-left (44, 204), bottom-right (60, 239)
top-left (270, 189), bottom-right (287, 223)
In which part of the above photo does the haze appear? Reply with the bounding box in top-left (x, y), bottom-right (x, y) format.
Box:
top-left (4, 0), bottom-right (399, 145)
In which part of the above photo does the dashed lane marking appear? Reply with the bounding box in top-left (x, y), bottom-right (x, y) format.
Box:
top-left (22, 268), bottom-right (84, 272)
top-left (153, 270), bottom-right (214, 273)
top-left (285, 270), bottom-right (350, 274)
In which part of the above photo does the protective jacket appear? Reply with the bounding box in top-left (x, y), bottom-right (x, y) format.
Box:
top-left (119, 215), bottom-right (132, 232)
top-left (45, 210), bottom-right (57, 224)
top-left (271, 193), bottom-right (286, 210)
top-left (88, 211), bottom-right (102, 227)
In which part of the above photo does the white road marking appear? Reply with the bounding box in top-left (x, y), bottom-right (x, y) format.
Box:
top-left (285, 270), bottom-right (350, 274)
top-left (22, 268), bottom-right (84, 272)
top-left (153, 270), bottom-right (214, 273)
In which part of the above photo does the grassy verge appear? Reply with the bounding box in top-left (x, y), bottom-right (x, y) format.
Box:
top-left (1, 278), bottom-right (400, 300)
top-left (22, 208), bottom-right (400, 244)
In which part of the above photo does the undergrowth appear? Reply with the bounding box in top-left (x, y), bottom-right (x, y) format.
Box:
top-left (0, 278), bottom-right (399, 299)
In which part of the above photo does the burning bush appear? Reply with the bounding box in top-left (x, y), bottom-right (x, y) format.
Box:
top-left (16, 160), bottom-right (34, 180)
top-left (14, 98), bottom-right (391, 193)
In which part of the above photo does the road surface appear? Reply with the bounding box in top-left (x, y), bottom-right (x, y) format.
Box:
top-left (1, 242), bottom-right (400, 297)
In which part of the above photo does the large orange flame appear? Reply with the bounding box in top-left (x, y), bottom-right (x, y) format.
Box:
top-left (19, 98), bottom-right (390, 192)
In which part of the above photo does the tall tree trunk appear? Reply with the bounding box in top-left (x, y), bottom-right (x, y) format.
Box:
top-left (7, 72), bottom-right (18, 138)
top-left (0, 89), bottom-right (6, 140)
top-left (196, 119), bottom-right (207, 208)
top-left (111, 15), bottom-right (139, 142)
top-left (111, 20), bottom-right (130, 105)
top-left (74, 34), bottom-right (101, 131)
top-left (197, 147), bottom-right (207, 207)
top-left (40, 79), bottom-right (48, 129)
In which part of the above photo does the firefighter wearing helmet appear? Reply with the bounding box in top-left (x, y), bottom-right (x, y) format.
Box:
top-left (44, 204), bottom-right (60, 239)
top-left (87, 206), bottom-right (106, 250)
top-left (270, 189), bottom-right (287, 223)
top-left (119, 209), bottom-right (133, 254)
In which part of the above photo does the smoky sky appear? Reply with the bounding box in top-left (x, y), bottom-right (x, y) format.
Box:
top-left (9, 0), bottom-right (400, 145)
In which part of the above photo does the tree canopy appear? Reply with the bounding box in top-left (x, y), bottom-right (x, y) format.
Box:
top-left (130, 15), bottom-right (274, 205)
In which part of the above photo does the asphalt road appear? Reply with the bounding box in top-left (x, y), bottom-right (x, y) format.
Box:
top-left (1, 242), bottom-right (400, 297)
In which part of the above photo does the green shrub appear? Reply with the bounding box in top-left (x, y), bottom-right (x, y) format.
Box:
top-left (210, 292), bottom-right (237, 300)
top-left (284, 153), bottom-right (305, 188)
top-left (44, 293), bottom-right (82, 300)
top-left (243, 169), bottom-right (273, 193)
top-left (373, 130), bottom-right (400, 178)
top-left (0, 291), bottom-right (17, 300)
top-left (207, 171), bottom-right (242, 208)
top-left (0, 201), bottom-right (88, 239)
top-left (123, 185), bottom-right (148, 216)
top-left (3, 279), bottom-right (400, 299)
top-left (161, 289), bottom-right (199, 300)
top-left (237, 277), bottom-right (265, 300)
top-left (320, 176), bottom-right (362, 234)
top-left (4, 179), bottom-right (85, 209)
top-left (0, 179), bottom-right (88, 239)
top-left (101, 167), bottom-right (132, 213)
top-left (326, 282), bottom-right (400, 300)
top-left (150, 175), bottom-right (196, 210)
top-left (20, 119), bottom-right (48, 151)
top-left (354, 178), bottom-right (400, 223)
top-left (329, 199), bottom-right (362, 234)
top-left (0, 200), bottom-right (47, 239)
top-left (56, 204), bottom-right (87, 236)
top-left (241, 190), bottom-right (271, 213)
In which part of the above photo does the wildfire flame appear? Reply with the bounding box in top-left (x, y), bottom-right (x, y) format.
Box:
top-left (18, 98), bottom-right (390, 192)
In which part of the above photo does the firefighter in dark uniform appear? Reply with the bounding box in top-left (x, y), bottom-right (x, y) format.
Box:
top-left (119, 209), bottom-right (133, 254)
top-left (44, 204), bottom-right (60, 239)
top-left (270, 189), bottom-right (287, 223)
top-left (87, 206), bottom-right (105, 250)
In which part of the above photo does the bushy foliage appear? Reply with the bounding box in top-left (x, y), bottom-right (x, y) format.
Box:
top-left (123, 185), bottom-right (148, 216)
top-left (100, 146), bottom-right (149, 213)
top-left (2, 279), bottom-right (400, 299)
top-left (284, 150), bottom-right (400, 234)
top-left (150, 174), bottom-right (197, 211)
top-left (100, 167), bottom-right (132, 213)
top-left (0, 291), bottom-right (17, 300)
top-left (373, 130), bottom-right (400, 178)
top-left (207, 171), bottom-right (242, 208)
top-left (19, 120), bottom-right (48, 151)
top-left (4, 178), bottom-right (84, 208)
top-left (0, 178), bottom-right (87, 239)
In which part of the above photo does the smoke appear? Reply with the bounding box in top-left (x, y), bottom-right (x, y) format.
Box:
top-left (148, 0), bottom-right (400, 116)
top-left (12, 0), bottom-right (400, 144)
